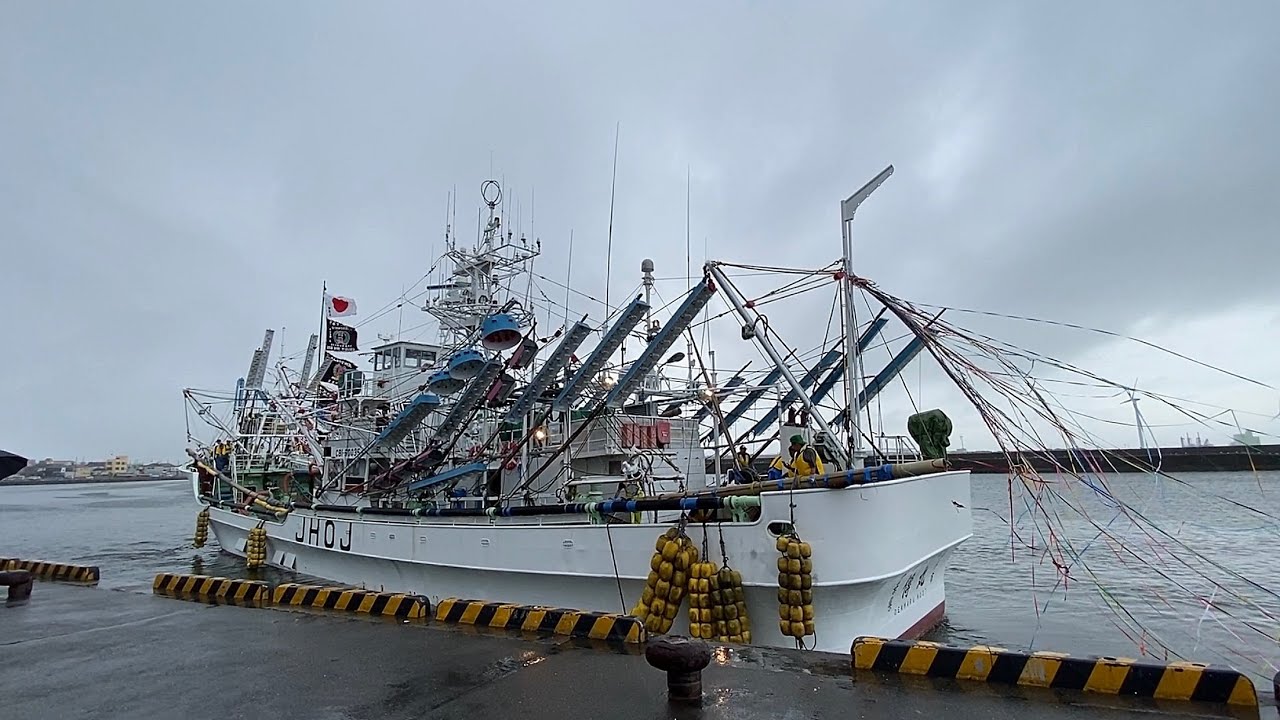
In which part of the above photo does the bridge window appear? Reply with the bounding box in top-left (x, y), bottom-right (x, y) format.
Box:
top-left (374, 349), bottom-right (405, 371)
top-left (404, 348), bottom-right (436, 368)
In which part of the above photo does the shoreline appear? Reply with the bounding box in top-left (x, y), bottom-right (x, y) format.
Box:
top-left (0, 475), bottom-right (187, 488)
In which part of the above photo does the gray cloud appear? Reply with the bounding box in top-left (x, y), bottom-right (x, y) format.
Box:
top-left (2, 1), bottom-right (1278, 460)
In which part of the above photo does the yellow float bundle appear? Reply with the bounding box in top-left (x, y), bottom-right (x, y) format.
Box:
top-left (244, 524), bottom-right (268, 569)
top-left (776, 533), bottom-right (815, 640)
top-left (631, 527), bottom-right (697, 634)
top-left (688, 562), bottom-right (752, 643)
top-left (193, 508), bottom-right (210, 548)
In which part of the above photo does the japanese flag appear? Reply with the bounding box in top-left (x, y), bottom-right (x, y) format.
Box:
top-left (324, 293), bottom-right (357, 317)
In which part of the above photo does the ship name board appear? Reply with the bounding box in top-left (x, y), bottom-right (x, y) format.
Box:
top-left (888, 560), bottom-right (934, 617)
top-left (296, 515), bottom-right (352, 551)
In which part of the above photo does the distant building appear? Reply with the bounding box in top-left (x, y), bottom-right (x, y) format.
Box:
top-left (1232, 430), bottom-right (1262, 447)
top-left (138, 462), bottom-right (180, 477)
top-left (18, 459), bottom-right (75, 478)
top-left (4, 455), bottom-right (182, 483)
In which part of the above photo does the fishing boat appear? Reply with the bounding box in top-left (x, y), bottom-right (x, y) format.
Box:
top-left (183, 169), bottom-right (972, 652)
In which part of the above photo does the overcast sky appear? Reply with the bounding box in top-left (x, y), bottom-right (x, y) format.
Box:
top-left (3, 1), bottom-right (1278, 463)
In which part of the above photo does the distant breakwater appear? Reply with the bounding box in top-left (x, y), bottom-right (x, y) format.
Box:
top-left (947, 444), bottom-right (1280, 474)
top-left (0, 474), bottom-right (187, 488)
top-left (705, 444), bottom-right (1280, 475)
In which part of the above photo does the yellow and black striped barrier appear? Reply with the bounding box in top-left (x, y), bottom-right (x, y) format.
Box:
top-left (3, 558), bottom-right (100, 584)
top-left (272, 583), bottom-right (430, 620)
top-left (435, 598), bottom-right (646, 644)
top-left (852, 637), bottom-right (1258, 707)
top-left (152, 573), bottom-right (271, 604)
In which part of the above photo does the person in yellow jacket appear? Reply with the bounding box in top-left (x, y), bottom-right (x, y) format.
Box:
top-left (212, 440), bottom-right (231, 475)
top-left (767, 434), bottom-right (825, 479)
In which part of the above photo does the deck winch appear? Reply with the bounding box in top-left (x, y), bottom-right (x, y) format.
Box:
top-left (776, 533), bottom-right (815, 642)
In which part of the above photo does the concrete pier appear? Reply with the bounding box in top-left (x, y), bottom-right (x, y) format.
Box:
top-left (2, 583), bottom-right (1262, 719)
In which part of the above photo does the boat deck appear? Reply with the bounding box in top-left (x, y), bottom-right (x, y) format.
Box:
top-left (5, 582), bottom-right (1261, 719)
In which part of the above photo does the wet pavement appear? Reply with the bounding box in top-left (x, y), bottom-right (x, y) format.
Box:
top-left (2, 582), bottom-right (1262, 719)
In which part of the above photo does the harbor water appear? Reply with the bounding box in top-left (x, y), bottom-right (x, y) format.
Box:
top-left (3, 471), bottom-right (1278, 687)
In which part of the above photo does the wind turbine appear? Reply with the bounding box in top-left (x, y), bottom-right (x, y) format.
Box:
top-left (1123, 382), bottom-right (1165, 474)
top-left (1124, 381), bottom-right (1149, 450)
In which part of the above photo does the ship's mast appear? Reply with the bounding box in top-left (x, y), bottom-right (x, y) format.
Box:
top-left (641, 258), bottom-right (657, 413)
top-left (423, 180), bottom-right (539, 347)
top-left (838, 165), bottom-right (894, 464)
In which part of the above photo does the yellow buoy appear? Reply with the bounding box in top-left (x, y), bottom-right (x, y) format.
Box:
top-left (193, 508), bottom-right (210, 548)
top-left (775, 533), bottom-right (815, 640)
top-left (634, 528), bottom-right (696, 636)
top-left (244, 525), bottom-right (269, 569)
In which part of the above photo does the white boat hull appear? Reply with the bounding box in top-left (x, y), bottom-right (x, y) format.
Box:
top-left (199, 469), bottom-right (972, 653)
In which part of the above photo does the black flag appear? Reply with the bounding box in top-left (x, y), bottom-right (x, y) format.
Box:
top-left (326, 319), bottom-right (359, 352)
top-left (318, 353), bottom-right (357, 383)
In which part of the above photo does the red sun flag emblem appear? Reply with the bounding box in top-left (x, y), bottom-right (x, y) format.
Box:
top-left (324, 293), bottom-right (357, 317)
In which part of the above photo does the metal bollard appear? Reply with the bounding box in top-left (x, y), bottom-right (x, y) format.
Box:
top-left (645, 636), bottom-right (712, 705)
top-left (1, 570), bottom-right (34, 602)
